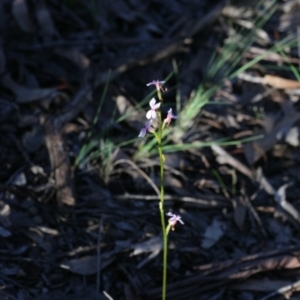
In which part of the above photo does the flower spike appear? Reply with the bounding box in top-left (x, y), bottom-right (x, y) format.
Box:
top-left (146, 98), bottom-right (161, 119)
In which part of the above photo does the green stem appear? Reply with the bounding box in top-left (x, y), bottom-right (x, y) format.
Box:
top-left (158, 137), bottom-right (167, 300)
top-left (156, 88), bottom-right (167, 300)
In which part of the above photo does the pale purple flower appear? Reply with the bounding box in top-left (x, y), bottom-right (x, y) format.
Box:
top-left (146, 80), bottom-right (166, 92)
top-left (164, 108), bottom-right (177, 127)
top-left (138, 120), bottom-right (152, 138)
top-left (146, 98), bottom-right (161, 119)
top-left (166, 212), bottom-right (184, 231)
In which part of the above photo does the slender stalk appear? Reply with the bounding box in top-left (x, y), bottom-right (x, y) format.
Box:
top-left (156, 89), bottom-right (168, 300)
top-left (158, 132), bottom-right (167, 300)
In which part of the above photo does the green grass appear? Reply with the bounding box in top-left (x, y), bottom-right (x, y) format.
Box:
top-left (277, 46), bottom-right (300, 82)
top-left (75, 0), bottom-right (300, 178)
top-left (75, 73), bottom-right (110, 168)
top-left (172, 0), bottom-right (277, 139)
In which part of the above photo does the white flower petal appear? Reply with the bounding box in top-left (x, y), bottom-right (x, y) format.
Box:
top-left (149, 98), bottom-right (156, 107)
top-left (146, 110), bottom-right (152, 119)
top-left (151, 111), bottom-right (157, 119)
top-left (153, 102), bottom-right (161, 109)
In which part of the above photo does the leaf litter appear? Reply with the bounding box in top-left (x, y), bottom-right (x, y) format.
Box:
top-left (1, 0), bottom-right (300, 299)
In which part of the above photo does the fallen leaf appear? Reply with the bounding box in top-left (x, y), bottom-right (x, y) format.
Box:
top-left (131, 236), bottom-right (162, 255)
top-left (264, 75), bottom-right (300, 89)
top-left (1, 74), bottom-right (58, 103)
top-left (283, 127), bottom-right (299, 147)
top-left (231, 278), bottom-right (294, 292)
top-left (274, 183), bottom-right (300, 229)
top-left (12, 172), bottom-right (26, 186)
top-left (12, 0), bottom-right (35, 33)
top-left (202, 218), bottom-right (226, 249)
top-left (60, 255), bottom-right (114, 275)
top-left (244, 101), bottom-right (300, 164)
top-left (35, 0), bottom-right (57, 36)
top-left (61, 256), bottom-right (98, 275)
top-left (0, 226), bottom-right (11, 237)
top-left (54, 48), bottom-right (90, 70)
top-left (1, 264), bottom-right (20, 276)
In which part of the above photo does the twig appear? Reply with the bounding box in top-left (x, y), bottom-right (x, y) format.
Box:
top-left (259, 279), bottom-right (300, 300)
top-left (112, 159), bottom-right (160, 196)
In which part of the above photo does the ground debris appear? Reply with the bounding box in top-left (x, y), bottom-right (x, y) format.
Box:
top-left (1, 0), bottom-right (300, 299)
